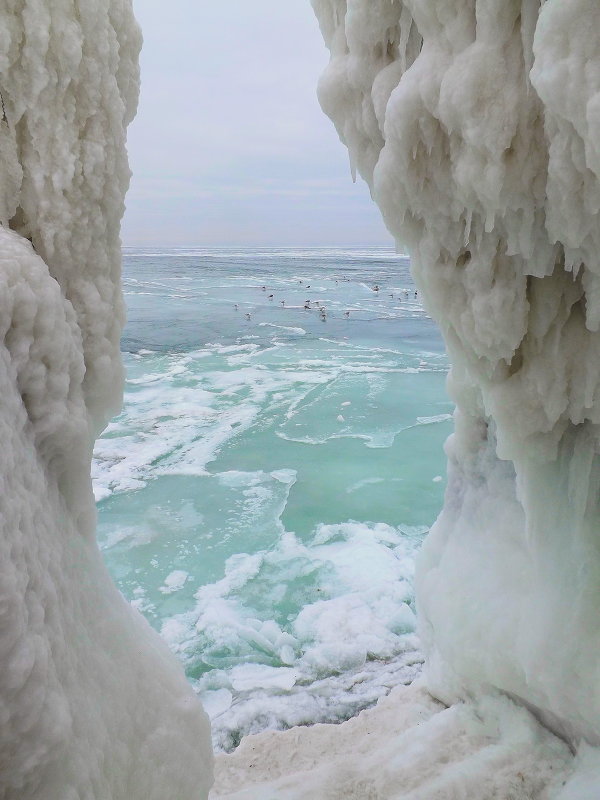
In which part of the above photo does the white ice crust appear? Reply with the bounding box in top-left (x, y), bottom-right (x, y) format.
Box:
top-left (0, 3), bottom-right (212, 798)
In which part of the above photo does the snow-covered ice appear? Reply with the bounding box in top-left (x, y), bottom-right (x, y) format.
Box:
top-left (211, 681), bottom-right (574, 799)
top-left (0, 3), bottom-right (212, 799)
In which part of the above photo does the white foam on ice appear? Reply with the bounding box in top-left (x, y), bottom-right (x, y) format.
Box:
top-left (159, 570), bottom-right (190, 594)
top-left (258, 323), bottom-right (307, 336)
top-left (345, 477), bottom-right (386, 494)
top-left (93, 349), bottom-right (317, 497)
top-left (415, 414), bottom-right (452, 426)
top-left (229, 664), bottom-right (299, 693)
top-left (93, 338), bottom-right (445, 500)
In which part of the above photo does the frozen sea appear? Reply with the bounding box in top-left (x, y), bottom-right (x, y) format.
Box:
top-left (94, 247), bottom-right (452, 751)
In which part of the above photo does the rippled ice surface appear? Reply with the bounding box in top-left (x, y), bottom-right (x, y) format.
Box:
top-left (94, 247), bottom-right (452, 751)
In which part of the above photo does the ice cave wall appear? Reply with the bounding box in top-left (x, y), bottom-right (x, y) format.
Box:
top-left (0, 3), bottom-right (212, 798)
top-left (312, 0), bottom-right (600, 745)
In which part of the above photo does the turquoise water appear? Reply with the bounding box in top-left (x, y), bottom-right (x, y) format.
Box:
top-left (94, 247), bottom-right (452, 750)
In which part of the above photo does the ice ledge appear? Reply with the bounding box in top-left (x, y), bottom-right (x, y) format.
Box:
top-left (211, 681), bottom-right (578, 799)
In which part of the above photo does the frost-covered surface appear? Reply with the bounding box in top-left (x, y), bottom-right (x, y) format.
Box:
top-left (0, 4), bottom-right (212, 799)
top-left (221, 0), bottom-right (600, 794)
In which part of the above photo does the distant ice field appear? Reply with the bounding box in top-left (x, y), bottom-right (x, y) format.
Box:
top-left (94, 247), bottom-right (452, 751)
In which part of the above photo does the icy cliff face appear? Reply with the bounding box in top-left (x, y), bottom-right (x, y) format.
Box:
top-left (312, 0), bottom-right (600, 746)
top-left (0, 3), bottom-right (212, 798)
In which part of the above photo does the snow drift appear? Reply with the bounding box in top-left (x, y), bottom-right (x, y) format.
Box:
top-left (0, 3), bottom-right (212, 798)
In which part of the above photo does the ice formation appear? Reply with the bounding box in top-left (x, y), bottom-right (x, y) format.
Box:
top-left (309, 0), bottom-right (600, 792)
top-left (0, 3), bottom-right (212, 798)
top-left (211, 681), bottom-right (574, 799)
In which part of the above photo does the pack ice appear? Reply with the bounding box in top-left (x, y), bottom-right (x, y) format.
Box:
top-left (0, 2), bottom-right (212, 798)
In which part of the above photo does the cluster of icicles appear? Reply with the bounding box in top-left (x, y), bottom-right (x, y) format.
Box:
top-left (312, 0), bottom-right (600, 753)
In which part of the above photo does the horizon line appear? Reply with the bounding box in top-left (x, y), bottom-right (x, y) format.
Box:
top-left (121, 243), bottom-right (403, 250)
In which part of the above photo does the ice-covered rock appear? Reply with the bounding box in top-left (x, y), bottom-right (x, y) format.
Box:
top-left (310, 0), bottom-right (600, 785)
top-left (0, 3), bottom-right (212, 798)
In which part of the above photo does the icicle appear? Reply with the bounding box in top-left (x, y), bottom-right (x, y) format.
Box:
top-left (312, 0), bottom-right (600, 770)
top-left (398, 5), bottom-right (413, 73)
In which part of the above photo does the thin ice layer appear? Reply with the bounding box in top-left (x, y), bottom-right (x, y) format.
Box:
top-left (311, 0), bottom-right (600, 781)
top-left (0, 4), bottom-right (212, 799)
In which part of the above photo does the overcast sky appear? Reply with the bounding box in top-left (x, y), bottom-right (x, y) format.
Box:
top-left (122, 0), bottom-right (393, 247)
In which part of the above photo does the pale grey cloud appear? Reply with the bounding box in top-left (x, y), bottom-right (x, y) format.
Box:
top-left (122, 0), bottom-right (392, 246)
